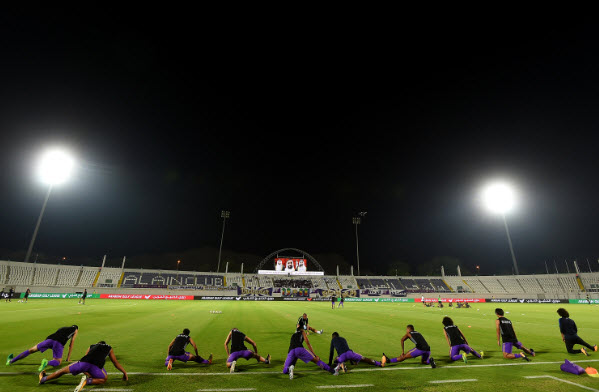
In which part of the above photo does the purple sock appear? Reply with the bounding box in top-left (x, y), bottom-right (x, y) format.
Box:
top-left (316, 360), bottom-right (332, 372)
top-left (471, 350), bottom-right (481, 359)
top-left (193, 357), bottom-right (209, 364)
top-left (87, 378), bottom-right (93, 385)
top-left (48, 360), bottom-right (60, 367)
top-left (390, 358), bottom-right (398, 363)
top-left (40, 376), bottom-right (47, 384)
top-left (11, 350), bottom-right (30, 363)
top-left (374, 360), bottom-right (382, 367)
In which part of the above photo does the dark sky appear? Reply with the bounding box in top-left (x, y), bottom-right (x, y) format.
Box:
top-left (1, 8), bottom-right (598, 275)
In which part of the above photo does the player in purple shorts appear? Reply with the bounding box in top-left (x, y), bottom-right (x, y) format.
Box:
top-left (381, 324), bottom-right (436, 368)
top-left (328, 332), bottom-right (381, 374)
top-left (441, 317), bottom-right (483, 363)
top-left (38, 341), bottom-right (127, 392)
top-left (495, 308), bottom-right (535, 360)
top-left (224, 328), bottom-right (270, 373)
top-left (6, 325), bottom-right (78, 372)
top-left (283, 327), bottom-right (334, 379)
top-left (165, 328), bottom-right (212, 370)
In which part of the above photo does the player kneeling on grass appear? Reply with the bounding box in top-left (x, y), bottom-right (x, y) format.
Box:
top-left (495, 308), bottom-right (535, 361)
top-left (441, 317), bottom-right (483, 362)
top-left (329, 332), bottom-right (381, 374)
top-left (283, 327), bottom-right (334, 379)
top-left (165, 328), bottom-right (212, 370)
top-left (297, 313), bottom-right (323, 334)
top-left (7, 325), bottom-right (78, 372)
top-left (557, 308), bottom-right (598, 356)
top-left (225, 328), bottom-right (270, 373)
top-left (39, 341), bottom-right (127, 392)
top-left (381, 324), bottom-right (436, 368)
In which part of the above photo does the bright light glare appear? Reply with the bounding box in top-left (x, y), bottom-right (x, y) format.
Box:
top-left (38, 149), bottom-right (75, 185)
top-left (481, 181), bottom-right (515, 214)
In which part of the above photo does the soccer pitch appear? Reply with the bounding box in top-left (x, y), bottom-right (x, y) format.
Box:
top-left (2, 300), bottom-right (599, 392)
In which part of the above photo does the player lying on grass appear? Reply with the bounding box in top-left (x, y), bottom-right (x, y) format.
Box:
top-left (381, 324), bottom-right (436, 368)
top-left (328, 332), bottom-right (381, 373)
top-left (283, 327), bottom-right (334, 379)
top-left (7, 325), bottom-right (78, 372)
top-left (165, 328), bottom-right (212, 370)
top-left (297, 313), bottom-right (323, 334)
top-left (441, 316), bottom-right (483, 362)
top-left (495, 308), bottom-right (535, 360)
top-left (38, 340), bottom-right (127, 392)
top-left (225, 328), bottom-right (271, 373)
top-left (557, 308), bottom-right (598, 355)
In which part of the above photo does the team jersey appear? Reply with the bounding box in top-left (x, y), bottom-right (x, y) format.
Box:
top-left (408, 331), bottom-right (430, 351)
top-left (46, 326), bottom-right (78, 346)
top-left (288, 331), bottom-right (305, 352)
top-left (444, 325), bottom-right (466, 346)
top-left (559, 317), bottom-right (578, 338)
top-left (297, 316), bottom-right (308, 330)
top-left (169, 334), bottom-right (191, 356)
top-left (498, 317), bottom-right (517, 343)
top-left (82, 291), bottom-right (87, 298)
top-left (230, 330), bottom-right (247, 353)
top-left (80, 343), bottom-right (112, 368)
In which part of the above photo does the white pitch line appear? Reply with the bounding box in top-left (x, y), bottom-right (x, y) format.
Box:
top-left (197, 389), bottom-right (256, 391)
top-left (524, 375), bottom-right (599, 392)
top-left (316, 385), bottom-right (374, 389)
top-left (429, 379), bottom-right (478, 384)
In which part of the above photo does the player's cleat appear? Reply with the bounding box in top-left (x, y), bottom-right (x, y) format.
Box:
top-left (167, 359), bottom-right (173, 370)
top-left (334, 364), bottom-right (341, 376)
top-left (38, 358), bottom-right (48, 372)
top-left (289, 365), bottom-right (294, 380)
top-left (74, 375), bottom-right (87, 392)
top-left (530, 348), bottom-right (536, 357)
top-left (582, 347), bottom-right (589, 356)
top-left (265, 354), bottom-right (271, 364)
top-left (594, 345), bottom-right (598, 352)
top-left (462, 353), bottom-right (468, 364)
top-left (480, 351), bottom-right (484, 359)
top-left (38, 371), bottom-right (46, 384)
top-left (318, 329), bottom-right (323, 335)
top-left (6, 354), bottom-right (13, 366)
top-left (522, 354), bottom-right (530, 362)
top-left (430, 357), bottom-right (437, 368)
top-left (381, 353), bottom-right (390, 367)
top-left (229, 360), bottom-right (236, 373)
top-left (208, 353), bottom-right (213, 364)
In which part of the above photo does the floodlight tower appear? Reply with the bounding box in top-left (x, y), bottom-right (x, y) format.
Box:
top-left (481, 181), bottom-right (519, 275)
top-left (353, 211), bottom-right (367, 276)
top-left (24, 149), bottom-right (75, 263)
top-left (217, 210), bottom-right (230, 273)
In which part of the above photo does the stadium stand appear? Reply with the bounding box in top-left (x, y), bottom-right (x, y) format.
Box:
top-left (1, 260), bottom-right (597, 300)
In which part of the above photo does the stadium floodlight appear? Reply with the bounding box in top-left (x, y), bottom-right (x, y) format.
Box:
top-left (38, 149), bottom-right (75, 185)
top-left (482, 181), bottom-right (515, 214)
top-left (217, 210), bottom-right (230, 273)
top-left (24, 148), bottom-right (76, 263)
top-left (480, 180), bottom-right (520, 275)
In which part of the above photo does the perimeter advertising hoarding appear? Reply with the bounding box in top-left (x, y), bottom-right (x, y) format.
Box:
top-left (569, 299), bottom-right (599, 304)
top-left (100, 294), bottom-right (193, 300)
top-left (21, 292), bottom-right (100, 299)
top-left (313, 288), bottom-right (359, 298)
top-left (488, 298), bottom-right (568, 304)
top-left (416, 298), bottom-right (486, 303)
top-left (344, 297), bottom-right (413, 302)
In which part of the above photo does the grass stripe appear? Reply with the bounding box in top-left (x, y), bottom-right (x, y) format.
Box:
top-left (316, 385), bottom-right (374, 389)
top-left (197, 389), bottom-right (256, 391)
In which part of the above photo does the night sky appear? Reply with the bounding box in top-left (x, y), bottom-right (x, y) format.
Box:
top-left (1, 9), bottom-right (598, 275)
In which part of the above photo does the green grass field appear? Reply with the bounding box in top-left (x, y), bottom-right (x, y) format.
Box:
top-left (2, 299), bottom-right (599, 392)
